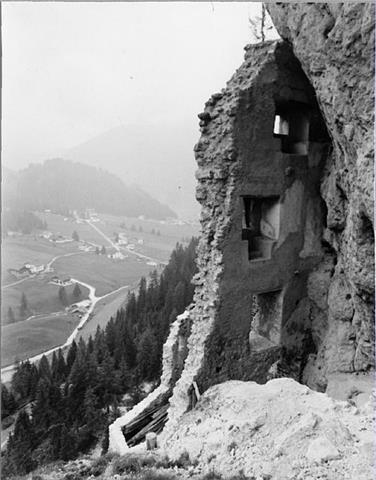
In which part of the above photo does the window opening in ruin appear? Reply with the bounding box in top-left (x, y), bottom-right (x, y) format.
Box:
top-left (273, 102), bottom-right (310, 155)
top-left (249, 289), bottom-right (283, 350)
top-left (242, 196), bottom-right (280, 261)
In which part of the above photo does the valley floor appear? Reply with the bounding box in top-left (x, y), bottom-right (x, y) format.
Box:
top-left (1, 212), bottom-right (198, 373)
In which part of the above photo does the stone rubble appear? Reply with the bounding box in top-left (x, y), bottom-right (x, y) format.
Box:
top-left (162, 378), bottom-right (374, 480)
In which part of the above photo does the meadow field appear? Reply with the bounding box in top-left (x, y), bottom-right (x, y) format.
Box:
top-left (1, 236), bottom-right (76, 283)
top-left (1, 211), bottom-right (199, 369)
top-left (1, 313), bottom-right (79, 367)
top-left (53, 252), bottom-right (152, 296)
top-left (79, 287), bottom-right (130, 341)
top-left (1, 277), bottom-right (89, 325)
top-left (98, 213), bottom-right (200, 261)
top-left (37, 212), bottom-right (107, 246)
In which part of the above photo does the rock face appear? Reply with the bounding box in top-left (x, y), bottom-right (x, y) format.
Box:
top-left (163, 378), bottom-right (374, 480)
top-left (267, 2), bottom-right (374, 388)
top-left (162, 3), bottom-right (374, 438)
top-left (110, 4), bottom-right (374, 455)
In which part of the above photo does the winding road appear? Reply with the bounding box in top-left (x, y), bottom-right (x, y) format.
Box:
top-left (1, 222), bottom-right (166, 383)
top-left (0, 279), bottom-right (130, 384)
top-left (2, 251), bottom-right (82, 290)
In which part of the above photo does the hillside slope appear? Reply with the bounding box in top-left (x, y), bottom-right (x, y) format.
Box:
top-left (163, 378), bottom-right (373, 480)
top-left (2, 159), bottom-right (176, 220)
top-left (64, 123), bottom-right (200, 219)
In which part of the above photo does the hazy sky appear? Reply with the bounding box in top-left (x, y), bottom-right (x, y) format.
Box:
top-left (2, 2), bottom-right (278, 171)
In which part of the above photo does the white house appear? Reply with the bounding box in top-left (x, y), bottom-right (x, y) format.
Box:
top-left (108, 252), bottom-right (126, 260)
top-left (24, 264), bottom-right (44, 274)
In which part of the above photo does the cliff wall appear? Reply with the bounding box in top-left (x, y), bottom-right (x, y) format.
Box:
top-left (268, 2), bottom-right (374, 389)
top-left (109, 4), bottom-right (374, 452)
top-left (162, 3), bottom-right (374, 440)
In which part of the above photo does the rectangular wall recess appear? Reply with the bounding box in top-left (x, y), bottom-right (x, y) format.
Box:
top-left (241, 196), bottom-right (280, 261)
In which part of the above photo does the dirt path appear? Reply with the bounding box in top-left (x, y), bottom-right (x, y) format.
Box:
top-left (0, 280), bottom-right (129, 385)
top-left (1, 276), bottom-right (33, 290)
top-left (46, 251), bottom-right (81, 270)
top-left (86, 220), bottom-right (120, 251)
top-left (87, 219), bottom-right (167, 265)
top-left (121, 244), bottom-right (167, 265)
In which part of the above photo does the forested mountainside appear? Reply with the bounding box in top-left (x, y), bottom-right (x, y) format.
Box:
top-left (1, 238), bottom-right (198, 477)
top-left (2, 209), bottom-right (47, 236)
top-left (2, 159), bottom-right (176, 220)
top-left (65, 123), bottom-right (200, 219)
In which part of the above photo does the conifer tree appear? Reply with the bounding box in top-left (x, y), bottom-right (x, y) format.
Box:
top-left (97, 352), bottom-right (118, 411)
top-left (136, 329), bottom-right (158, 381)
top-left (83, 387), bottom-right (102, 433)
top-left (73, 282), bottom-right (82, 299)
top-left (7, 306), bottom-right (16, 324)
top-left (51, 351), bottom-right (59, 381)
top-left (59, 425), bottom-right (77, 461)
top-left (12, 360), bottom-right (38, 401)
top-left (20, 292), bottom-right (28, 316)
top-left (32, 378), bottom-right (53, 433)
top-left (58, 286), bottom-right (69, 306)
top-left (4, 410), bottom-right (35, 475)
top-left (118, 356), bottom-right (132, 391)
top-left (87, 335), bottom-right (94, 354)
top-left (38, 355), bottom-right (51, 380)
top-left (66, 340), bottom-right (77, 372)
top-left (56, 348), bottom-right (67, 382)
top-left (1, 384), bottom-right (17, 419)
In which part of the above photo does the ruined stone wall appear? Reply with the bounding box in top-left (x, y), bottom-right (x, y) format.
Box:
top-left (109, 310), bottom-right (192, 454)
top-left (162, 41), bottom-right (328, 441)
top-left (268, 3), bottom-right (374, 389)
top-left (162, 4), bottom-right (374, 441)
top-left (113, 5), bottom-right (373, 449)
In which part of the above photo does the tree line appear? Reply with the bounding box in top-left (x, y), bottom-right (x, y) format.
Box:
top-left (6, 284), bottom-right (82, 325)
top-left (1, 238), bottom-right (198, 477)
top-left (2, 209), bottom-right (47, 236)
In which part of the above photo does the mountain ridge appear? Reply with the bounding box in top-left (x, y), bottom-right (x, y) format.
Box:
top-left (63, 123), bottom-right (200, 220)
top-left (2, 158), bottom-right (177, 220)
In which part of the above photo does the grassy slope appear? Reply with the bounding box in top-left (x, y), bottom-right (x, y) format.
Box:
top-left (96, 213), bottom-right (200, 262)
top-left (53, 253), bottom-right (153, 297)
top-left (37, 212), bottom-right (108, 246)
top-left (1, 277), bottom-right (89, 325)
top-left (78, 288), bottom-right (130, 341)
top-left (1, 236), bottom-right (76, 283)
top-left (1, 313), bottom-right (79, 366)
top-left (1, 213), bottom-right (199, 368)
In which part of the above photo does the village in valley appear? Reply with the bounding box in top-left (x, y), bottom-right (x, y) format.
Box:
top-left (1, 208), bottom-right (199, 371)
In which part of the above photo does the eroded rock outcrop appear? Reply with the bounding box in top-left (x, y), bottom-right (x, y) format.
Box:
top-left (111, 4), bottom-right (374, 457)
top-left (268, 2), bottom-right (374, 389)
top-left (163, 378), bottom-right (374, 480)
top-left (162, 4), bottom-right (374, 439)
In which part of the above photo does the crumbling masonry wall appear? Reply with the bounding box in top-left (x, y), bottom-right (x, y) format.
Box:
top-left (162, 4), bottom-right (374, 442)
top-left (109, 311), bottom-right (192, 453)
top-left (162, 40), bottom-right (329, 442)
